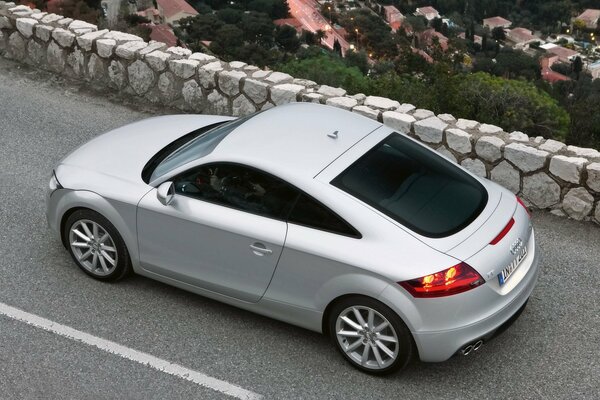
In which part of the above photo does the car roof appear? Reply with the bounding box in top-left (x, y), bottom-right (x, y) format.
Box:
top-left (211, 103), bottom-right (382, 178)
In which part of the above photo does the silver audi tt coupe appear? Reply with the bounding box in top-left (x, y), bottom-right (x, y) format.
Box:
top-left (46, 103), bottom-right (540, 374)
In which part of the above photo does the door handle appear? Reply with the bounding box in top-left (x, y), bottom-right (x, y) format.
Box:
top-left (250, 243), bottom-right (272, 256)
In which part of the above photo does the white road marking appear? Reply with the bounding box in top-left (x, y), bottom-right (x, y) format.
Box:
top-left (0, 301), bottom-right (262, 400)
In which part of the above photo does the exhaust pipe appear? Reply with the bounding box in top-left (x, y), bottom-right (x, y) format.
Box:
top-left (461, 344), bottom-right (474, 355)
top-left (461, 340), bottom-right (484, 355)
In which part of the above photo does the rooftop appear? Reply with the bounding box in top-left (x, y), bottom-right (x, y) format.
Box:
top-left (546, 45), bottom-right (579, 61)
top-left (575, 9), bottom-right (600, 28)
top-left (482, 16), bottom-right (512, 28)
top-left (507, 27), bottom-right (537, 44)
top-left (213, 103), bottom-right (380, 179)
top-left (148, 24), bottom-right (178, 47)
top-left (156, 0), bottom-right (198, 19)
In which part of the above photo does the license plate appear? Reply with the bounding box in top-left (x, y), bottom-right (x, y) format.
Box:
top-left (498, 245), bottom-right (528, 285)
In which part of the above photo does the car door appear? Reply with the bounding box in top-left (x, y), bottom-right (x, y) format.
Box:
top-left (137, 162), bottom-right (298, 303)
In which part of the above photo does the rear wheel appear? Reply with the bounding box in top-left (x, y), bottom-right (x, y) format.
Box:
top-left (64, 209), bottom-right (131, 281)
top-left (329, 296), bottom-right (413, 375)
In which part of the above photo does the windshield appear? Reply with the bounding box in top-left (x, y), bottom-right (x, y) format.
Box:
top-left (331, 133), bottom-right (488, 238)
top-left (148, 114), bottom-right (254, 183)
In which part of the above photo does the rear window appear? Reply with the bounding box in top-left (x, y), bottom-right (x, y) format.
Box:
top-left (331, 133), bottom-right (488, 238)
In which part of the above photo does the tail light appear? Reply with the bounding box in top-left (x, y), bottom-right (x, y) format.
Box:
top-left (489, 217), bottom-right (515, 245)
top-left (399, 262), bottom-right (484, 298)
top-left (516, 196), bottom-right (531, 217)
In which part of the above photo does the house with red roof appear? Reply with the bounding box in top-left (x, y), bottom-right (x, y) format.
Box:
top-left (383, 5), bottom-right (404, 32)
top-left (156, 0), bottom-right (198, 25)
top-left (148, 24), bottom-right (179, 47)
top-left (137, 8), bottom-right (161, 24)
top-left (274, 18), bottom-right (303, 34)
top-left (540, 56), bottom-right (570, 83)
top-left (483, 16), bottom-right (512, 30)
top-left (546, 45), bottom-right (580, 63)
top-left (414, 6), bottom-right (440, 21)
top-left (506, 27), bottom-right (538, 49)
top-left (420, 28), bottom-right (448, 51)
top-left (574, 9), bottom-right (600, 29)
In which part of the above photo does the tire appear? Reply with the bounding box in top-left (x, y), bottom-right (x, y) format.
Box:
top-left (63, 209), bottom-right (132, 282)
top-left (328, 296), bottom-right (414, 375)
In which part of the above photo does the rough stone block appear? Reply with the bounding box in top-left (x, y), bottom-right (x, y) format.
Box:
top-left (264, 71), bottom-right (293, 84)
top-left (206, 89), bottom-right (230, 114)
top-left (198, 61), bottom-right (223, 89)
top-left (232, 95), bottom-right (256, 116)
top-left (445, 128), bottom-right (472, 154)
top-left (47, 40), bottom-right (65, 71)
top-left (168, 58), bottom-right (199, 79)
top-left (562, 187), bottom-right (594, 220)
top-left (96, 38), bottom-right (115, 58)
top-left (479, 123), bottom-right (503, 134)
top-left (40, 13), bottom-right (62, 24)
top-left (455, 118), bottom-right (479, 130)
top-left (217, 69), bottom-right (245, 96)
top-left (414, 116), bottom-right (447, 144)
top-left (16, 17), bottom-right (37, 38)
top-left (188, 51), bottom-right (216, 64)
top-left (396, 103), bottom-right (415, 114)
top-left (270, 83), bottom-right (304, 105)
top-left (549, 155), bottom-right (587, 184)
top-left (68, 20), bottom-right (97, 33)
top-left (7, 32), bottom-right (26, 60)
top-left (302, 92), bottom-right (323, 103)
top-left (509, 131), bottom-right (529, 142)
top-left (76, 29), bottom-right (107, 51)
top-left (243, 78), bottom-right (269, 104)
top-left (182, 79), bottom-right (203, 108)
top-left (294, 78), bottom-right (316, 88)
top-left (382, 111), bottom-right (415, 134)
top-left (317, 85), bottom-right (346, 97)
top-left (127, 60), bottom-right (154, 95)
top-left (437, 113), bottom-right (456, 122)
top-left (566, 145), bottom-right (600, 159)
top-left (145, 50), bottom-right (170, 71)
top-left (491, 161), bottom-right (520, 193)
top-left (504, 143), bottom-right (548, 173)
top-left (157, 71), bottom-right (180, 101)
top-left (115, 40), bottom-right (147, 59)
top-left (412, 109), bottom-right (435, 120)
top-left (587, 163), bottom-right (600, 193)
top-left (52, 28), bottom-right (75, 47)
top-left (34, 24), bottom-right (53, 42)
top-left (539, 139), bottom-right (567, 153)
top-left (475, 136), bottom-right (504, 162)
top-left (103, 31), bottom-right (143, 44)
top-left (229, 60), bottom-right (247, 69)
top-left (87, 53), bottom-right (106, 81)
top-left (108, 60), bottom-right (127, 89)
top-left (326, 96), bottom-right (357, 111)
top-left (26, 39), bottom-right (44, 64)
top-left (522, 172), bottom-right (560, 209)
top-left (66, 47), bottom-right (85, 76)
top-left (364, 96), bottom-right (400, 110)
top-left (0, 16), bottom-right (12, 29)
top-left (352, 106), bottom-right (380, 120)
top-left (460, 158), bottom-right (486, 177)
top-left (138, 41), bottom-right (167, 56)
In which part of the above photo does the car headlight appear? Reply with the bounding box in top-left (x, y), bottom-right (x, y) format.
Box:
top-left (49, 170), bottom-right (63, 191)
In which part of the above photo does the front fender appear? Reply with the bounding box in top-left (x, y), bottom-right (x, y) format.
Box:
top-left (47, 189), bottom-right (143, 270)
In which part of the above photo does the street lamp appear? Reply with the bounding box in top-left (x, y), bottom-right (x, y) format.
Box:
top-left (355, 28), bottom-right (359, 49)
top-left (328, 6), bottom-right (332, 24)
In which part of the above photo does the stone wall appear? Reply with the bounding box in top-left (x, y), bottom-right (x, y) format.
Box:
top-left (1, 3), bottom-right (599, 224)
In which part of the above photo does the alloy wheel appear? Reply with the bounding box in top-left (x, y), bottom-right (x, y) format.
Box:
top-left (69, 219), bottom-right (119, 276)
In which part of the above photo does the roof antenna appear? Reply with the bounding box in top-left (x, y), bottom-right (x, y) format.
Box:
top-left (327, 130), bottom-right (339, 139)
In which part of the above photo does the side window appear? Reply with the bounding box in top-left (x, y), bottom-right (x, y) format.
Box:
top-left (174, 163), bottom-right (298, 220)
top-left (288, 194), bottom-right (360, 238)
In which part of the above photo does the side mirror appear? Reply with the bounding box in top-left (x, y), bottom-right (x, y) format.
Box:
top-left (157, 181), bottom-right (175, 206)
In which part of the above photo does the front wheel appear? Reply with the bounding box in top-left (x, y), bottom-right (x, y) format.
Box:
top-left (64, 209), bottom-right (131, 282)
top-left (329, 296), bottom-right (414, 375)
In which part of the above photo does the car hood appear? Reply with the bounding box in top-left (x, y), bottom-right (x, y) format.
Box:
top-left (56, 114), bottom-right (233, 188)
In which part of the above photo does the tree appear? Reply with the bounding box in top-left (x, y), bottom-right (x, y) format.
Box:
top-left (345, 50), bottom-right (369, 74)
top-left (315, 29), bottom-right (326, 43)
top-left (333, 38), bottom-right (342, 55)
top-left (239, 11), bottom-right (275, 46)
top-left (275, 25), bottom-right (301, 54)
top-left (572, 56), bottom-right (583, 80)
top-left (209, 24), bottom-right (245, 59)
top-left (491, 26), bottom-right (506, 41)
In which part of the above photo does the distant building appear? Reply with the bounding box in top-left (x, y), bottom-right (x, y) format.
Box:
top-left (383, 5), bottom-right (404, 32)
top-left (540, 56), bottom-right (570, 83)
top-left (148, 24), bottom-right (178, 47)
top-left (156, 0), bottom-right (198, 26)
top-left (137, 8), bottom-right (161, 24)
top-left (420, 28), bottom-right (448, 51)
top-left (574, 9), bottom-right (600, 29)
top-left (414, 6), bottom-right (440, 21)
top-left (483, 16), bottom-right (512, 30)
top-left (506, 27), bottom-right (538, 48)
top-left (458, 32), bottom-right (482, 45)
top-left (588, 60), bottom-right (600, 80)
top-left (546, 45), bottom-right (580, 63)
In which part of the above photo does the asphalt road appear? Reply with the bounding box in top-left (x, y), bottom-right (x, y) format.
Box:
top-left (1, 57), bottom-right (599, 399)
